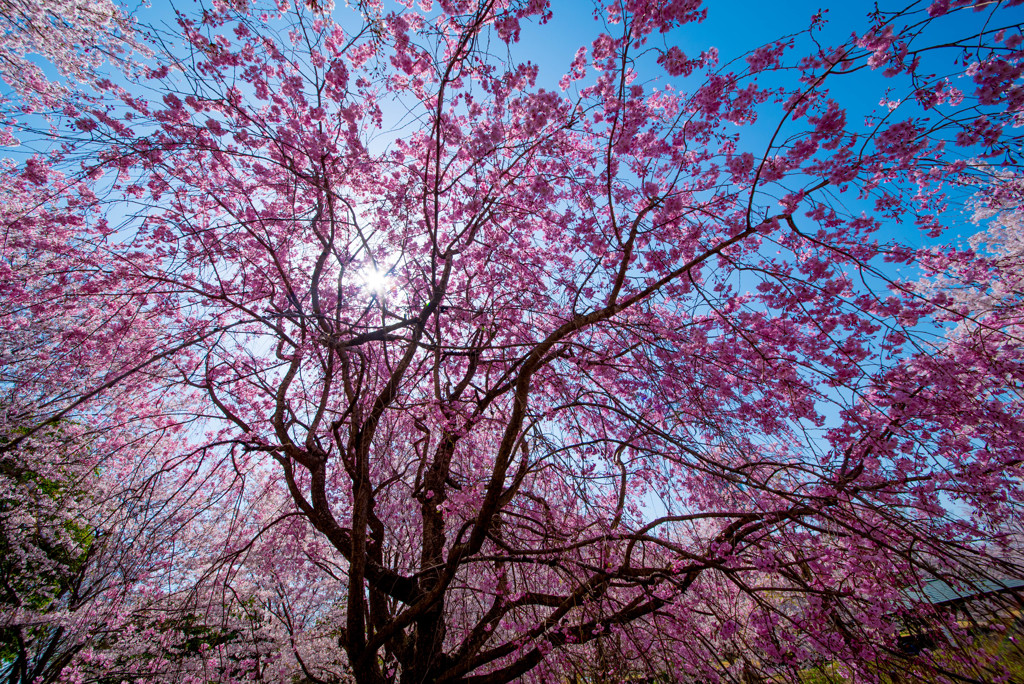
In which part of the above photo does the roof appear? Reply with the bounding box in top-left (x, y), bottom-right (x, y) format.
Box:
top-left (904, 577), bottom-right (1024, 606)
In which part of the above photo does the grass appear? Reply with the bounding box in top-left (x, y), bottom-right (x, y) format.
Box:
top-left (799, 622), bottom-right (1024, 684)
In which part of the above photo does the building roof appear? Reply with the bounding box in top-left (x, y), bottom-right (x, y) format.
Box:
top-left (904, 577), bottom-right (1024, 606)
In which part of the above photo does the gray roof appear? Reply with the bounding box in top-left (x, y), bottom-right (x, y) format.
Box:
top-left (904, 577), bottom-right (1024, 606)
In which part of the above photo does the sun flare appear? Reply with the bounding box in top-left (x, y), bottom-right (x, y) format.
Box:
top-left (361, 268), bottom-right (390, 295)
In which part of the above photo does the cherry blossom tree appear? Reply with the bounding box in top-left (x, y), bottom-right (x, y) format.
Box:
top-left (0, 410), bottom-right (189, 683)
top-left (2, 0), bottom-right (1024, 682)
top-left (926, 169), bottom-right (1024, 338)
top-left (0, 0), bottom-right (144, 107)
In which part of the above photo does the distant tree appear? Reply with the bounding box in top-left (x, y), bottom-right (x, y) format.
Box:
top-left (2, 0), bottom-right (1024, 682)
top-left (927, 170), bottom-right (1024, 336)
top-left (0, 416), bottom-right (97, 683)
top-left (0, 405), bottom-right (313, 684)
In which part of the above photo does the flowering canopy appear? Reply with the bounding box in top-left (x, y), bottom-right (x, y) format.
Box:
top-left (2, 0), bottom-right (1024, 682)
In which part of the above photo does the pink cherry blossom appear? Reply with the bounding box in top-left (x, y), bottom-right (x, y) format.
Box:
top-left (1, 0), bottom-right (1024, 682)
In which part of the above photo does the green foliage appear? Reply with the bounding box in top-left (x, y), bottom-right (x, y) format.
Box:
top-left (171, 614), bottom-right (244, 657)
